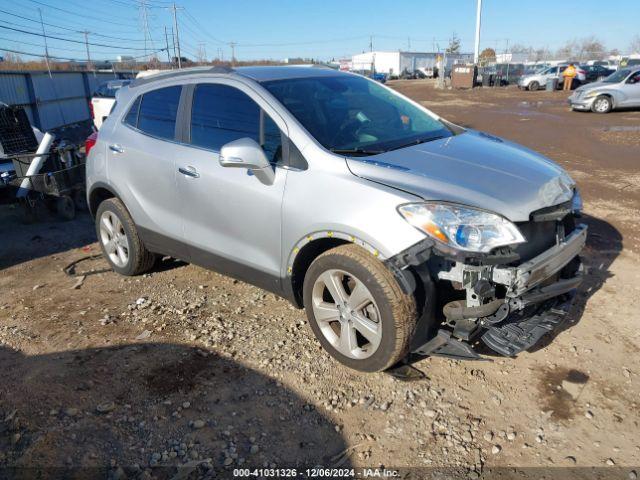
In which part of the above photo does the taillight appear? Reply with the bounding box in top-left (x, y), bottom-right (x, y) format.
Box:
top-left (578, 69), bottom-right (586, 75)
top-left (85, 131), bottom-right (98, 156)
top-left (89, 100), bottom-right (94, 119)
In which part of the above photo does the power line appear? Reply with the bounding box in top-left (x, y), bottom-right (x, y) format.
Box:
top-left (22, 0), bottom-right (147, 27)
top-left (0, 24), bottom-right (153, 50)
top-left (0, 45), bottom-right (167, 61)
top-left (0, 34), bottom-right (142, 54)
top-left (0, 8), bottom-right (152, 42)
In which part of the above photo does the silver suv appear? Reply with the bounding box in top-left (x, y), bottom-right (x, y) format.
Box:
top-left (87, 66), bottom-right (586, 372)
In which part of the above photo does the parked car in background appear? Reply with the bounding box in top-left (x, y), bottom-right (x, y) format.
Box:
top-left (587, 60), bottom-right (618, 71)
top-left (620, 57), bottom-right (640, 68)
top-left (90, 80), bottom-right (130, 129)
top-left (518, 64), bottom-right (586, 91)
top-left (87, 66), bottom-right (586, 372)
top-left (581, 64), bottom-right (616, 83)
top-left (569, 67), bottom-right (640, 113)
top-left (370, 72), bottom-right (387, 83)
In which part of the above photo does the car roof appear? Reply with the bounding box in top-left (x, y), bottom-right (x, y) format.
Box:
top-left (236, 65), bottom-right (342, 81)
top-left (129, 65), bottom-right (343, 88)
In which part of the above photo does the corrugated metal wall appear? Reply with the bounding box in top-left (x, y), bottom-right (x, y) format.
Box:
top-left (0, 71), bottom-right (129, 131)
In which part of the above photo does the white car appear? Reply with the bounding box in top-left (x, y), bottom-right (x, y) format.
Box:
top-left (90, 80), bottom-right (130, 129)
top-left (518, 65), bottom-right (586, 91)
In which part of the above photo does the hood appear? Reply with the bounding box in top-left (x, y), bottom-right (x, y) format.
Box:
top-left (575, 81), bottom-right (605, 93)
top-left (346, 130), bottom-right (575, 222)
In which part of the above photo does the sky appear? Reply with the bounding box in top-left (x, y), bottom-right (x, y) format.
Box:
top-left (0, 0), bottom-right (638, 62)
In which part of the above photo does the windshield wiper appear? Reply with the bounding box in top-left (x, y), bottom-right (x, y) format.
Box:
top-left (330, 148), bottom-right (385, 156)
top-left (386, 135), bottom-right (447, 152)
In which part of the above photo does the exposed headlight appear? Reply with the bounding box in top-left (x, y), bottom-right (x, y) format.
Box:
top-left (584, 91), bottom-right (599, 99)
top-left (398, 203), bottom-right (526, 253)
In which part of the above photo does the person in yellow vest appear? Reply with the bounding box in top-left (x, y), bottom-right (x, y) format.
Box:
top-left (562, 64), bottom-right (577, 91)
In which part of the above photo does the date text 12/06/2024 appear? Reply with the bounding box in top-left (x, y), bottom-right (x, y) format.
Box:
top-left (232, 468), bottom-right (400, 478)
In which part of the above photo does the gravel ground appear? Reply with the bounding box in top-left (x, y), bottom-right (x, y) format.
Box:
top-left (1, 82), bottom-right (639, 479)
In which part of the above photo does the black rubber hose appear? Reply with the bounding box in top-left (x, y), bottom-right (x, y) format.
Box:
top-left (443, 298), bottom-right (505, 321)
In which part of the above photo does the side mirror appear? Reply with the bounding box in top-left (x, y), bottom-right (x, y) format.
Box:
top-left (219, 137), bottom-right (275, 186)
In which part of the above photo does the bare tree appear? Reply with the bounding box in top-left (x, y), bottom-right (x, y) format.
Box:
top-left (578, 36), bottom-right (606, 60)
top-left (630, 35), bottom-right (640, 54)
top-left (556, 40), bottom-right (579, 60)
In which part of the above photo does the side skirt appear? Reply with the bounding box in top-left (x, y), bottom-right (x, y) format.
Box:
top-left (137, 226), bottom-right (296, 304)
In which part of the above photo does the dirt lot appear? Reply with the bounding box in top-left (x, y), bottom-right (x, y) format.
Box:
top-left (1, 82), bottom-right (639, 479)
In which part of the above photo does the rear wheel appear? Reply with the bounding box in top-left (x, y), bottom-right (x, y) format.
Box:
top-left (591, 95), bottom-right (612, 114)
top-left (96, 198), bottom-right (156, 276)
top-left (303, 244), bottom-right (417, 372)
top-left (528, 81), bottom-right (540, 91)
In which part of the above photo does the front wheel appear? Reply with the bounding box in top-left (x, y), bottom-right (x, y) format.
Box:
top-left (528, 81), bottom-right (539, 91)
top-left (591, 95), bottom-right (612, 114)
top-left (303, 245), bottom-right (417, 372)
top-left (96, 198), bottom-right (156, 276)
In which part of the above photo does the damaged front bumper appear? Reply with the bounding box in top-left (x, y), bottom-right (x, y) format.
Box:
top-left (387, 223), bottom-right (587, 359)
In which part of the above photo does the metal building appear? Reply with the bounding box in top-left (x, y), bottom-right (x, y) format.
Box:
top-left (351, 51), bottom-right (473, 75)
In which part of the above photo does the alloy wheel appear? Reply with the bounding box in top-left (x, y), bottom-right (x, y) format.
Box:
top-left (311, 269), bottom-right (382, 359)
top-left (593, 97), bottom-right (610, 113)
top-left (99, 211), bottom-right (130, 268)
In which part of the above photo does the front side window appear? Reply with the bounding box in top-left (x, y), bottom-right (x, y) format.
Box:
top-left (262, 74), bottom-right (452, 155)
top-left (132, 86), bottom-right (182, 140)
top-left (190, 84), bottom-right (282, 163)
top-left (628, 71), bottom-right (640, 84)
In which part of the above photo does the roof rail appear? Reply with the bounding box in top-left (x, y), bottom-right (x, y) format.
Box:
top-left (130, 65), bottom-right (235, 88)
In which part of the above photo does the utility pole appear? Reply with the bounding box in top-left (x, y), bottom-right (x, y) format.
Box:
top-left (369, 35), bottom-right (373, 52)
top-left (170, 26), bottom-right (177, 62)
top-left (473, 0), bottom-right (483, 64)
top-left (38, 8), bottom-right (52, 78)
top-left (171, 2), bottom-right (182, 68)
top-left (230, 41), bottom-right (236, 66)
top-left (164, 26), bottom-right (172, 66)
top-left (83, 30), bottom-right (94, 75)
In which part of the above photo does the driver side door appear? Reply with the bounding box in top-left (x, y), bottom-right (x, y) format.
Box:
top-left (619, 71), bottom-right (640, 107)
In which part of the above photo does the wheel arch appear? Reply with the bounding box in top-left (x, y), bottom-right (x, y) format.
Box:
top-left (88, 182), bottom-right (121, 218)
top-left (287, 231), bottom-right (385, 308)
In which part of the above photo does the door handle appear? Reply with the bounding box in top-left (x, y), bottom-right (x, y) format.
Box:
top-left (178, 166), bottom-right (200, 178)
top-left (109, 144), bottom-right (124, 153)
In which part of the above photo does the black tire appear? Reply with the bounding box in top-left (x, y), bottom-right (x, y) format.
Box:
top-left (591, 95), bottom-right (613, 114)
top-left (95, 198), bottom-right (156, 276)
top-left (303, 244), bottom-right (417, 372)
top-left (528, 81), bottom-right (539, 91)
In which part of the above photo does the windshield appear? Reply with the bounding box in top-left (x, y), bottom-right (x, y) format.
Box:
top-left (603, 69), bottom-right (631, 83)
top-left (261, 75), bottom-right (453, 155)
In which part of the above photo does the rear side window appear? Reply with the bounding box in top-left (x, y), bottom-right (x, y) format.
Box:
top-left (190, 84), bottom-right (282, 163)
top-left (129, 86), bottom-right (182, 140)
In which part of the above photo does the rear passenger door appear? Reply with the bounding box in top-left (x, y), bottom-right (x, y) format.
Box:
top-left (174, 81), bottom-right (289, 291)
top-left (108, 85), bottom-right (186, 258)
